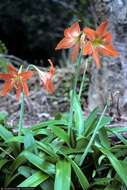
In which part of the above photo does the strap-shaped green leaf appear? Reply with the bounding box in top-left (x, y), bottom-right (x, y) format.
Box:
top-left (54, 159), bottom-right (71, 190)
top-left (51, 126), bottom-right (70, 145)
top-left (72, 92), bottom-right (84, 136)
top-left (18, 171), bottom-right (48, 187)
top-left (23, 151), bottom-right (55, 175)
top-left (97, 145), bottom-right (127, 186)
top-left (68, 158), bottom-right (89, 190)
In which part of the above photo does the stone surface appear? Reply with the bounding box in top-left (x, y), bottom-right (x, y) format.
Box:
top-left (88, 0), bottom-right (127, 117)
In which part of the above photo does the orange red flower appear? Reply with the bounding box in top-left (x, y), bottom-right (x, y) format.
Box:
top-left (83, 20), bottom-right (119, 68)
top-left (35, 59), bottom-right (55, 93)
top-left (55, 22), bottom-right (83, 62)
top-left (0, 64), bottom-right (33, 100)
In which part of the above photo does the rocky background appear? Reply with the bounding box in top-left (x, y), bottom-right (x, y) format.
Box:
top-left (88, 0), bottom-right (127, 119)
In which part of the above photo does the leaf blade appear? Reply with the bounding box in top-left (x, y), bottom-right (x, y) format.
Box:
top-left (18, 171), bottom-right (49, 187)
top-left (54, 160), bottom-right (71, 190)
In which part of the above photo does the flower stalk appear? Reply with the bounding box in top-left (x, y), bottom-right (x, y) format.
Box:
top-left (78, 59), bottom-right (88, 99)
top-left (18, 92), bottom-right (24, 136)
top-left (68, 50), bottom-right (82, 137)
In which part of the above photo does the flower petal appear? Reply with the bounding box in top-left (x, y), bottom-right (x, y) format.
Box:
top-left (64, 22), bottom-right (80, 38)
top-left (83, 41), bottom-right (92, 55)
top-left (48, 59), bottom-right (55, 76)
top-left (83, 27), bottom-right (95, 40)
top-left (20, 71), bottom-right (33, 80)
top-left (55, 37), bottom-right (75, 50)
top-left (7, 64), bottom-right (17, 74)
top-left (102, 32), bottom-right (112, 43)
top-left (0, 73), bottom-right (13, 80)
top-left (22, 80), bottom-right (29, 96)
top-left (92, 49), bottom-right (100, 68)
top-left (70, 43), bottom-right (80, 63)
top-left (96, 20), bottom-right (108, 36)
top-left (0, 81), bottom-right (14, 96)
top-left (101, 44), bottom-right (119, 57)
top-left (42, 79), bottom-right (54, 93)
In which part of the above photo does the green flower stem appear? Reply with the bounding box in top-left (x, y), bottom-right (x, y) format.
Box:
top-left (79, 104), bottom-right (108, 166)
top-left (18, 92), bottom-right (24, 136)
top-left (73, 51), bottom-right (82, 91)
top-left (68, 51), bottom-right (82, 137)
top-left (78, 59), bottom-right (88, 99)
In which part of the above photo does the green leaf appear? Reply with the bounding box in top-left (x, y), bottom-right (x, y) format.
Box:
top-left (72, 92), bottom-right (84, 136)
top-left (84, 107), bottom-right (99, 136)
top-left (37, 141), bottom-right (59, 160)
top-left (0, 159), bottom-right (8, 169)
top-left (5, 173), bottom-right (19, 187)
top-left (79, 105), bottom-right (107, 166)
top-left (51, 126), bottom-right (70, 145)
top-left (68, 158), bottom-right (89, 190)
top-left (32, 128), bottom-right (49, 136)
top-left (24, 132), bottom-right (36, 150)
top-left (0, 124), bottom-right (19, 155)
top-left (108, 127), bottom-right (127, 133)
top-left (91, 177), bottom-right (111, 186)
top-left (0, 112), bottom-right (8, 123)
top-left (6, 136), bottom-right (24, 143)
top-left (31, 119), bottom-right (68, 130)
top-left (23, 151), bottom-right (55, 175)
top-left (0, 124), bottom-right (13, 141)
top-left (40, 178), bottom-right (54, 190)
top-left (97, 145), bottom-right (127, 186)
top-left (99, 127), bottom-right (110, 148)
top-left (5, 152), bottom-right (26, 186)
top-left (18, 171), bottom-right (49, 187)
top-left (84, 108), bottom-right (111, 137)
top-left (18, 166), bottom-right (35, 178)
top-left (54, 160), bottom-right (71, 190)
top-left (99, 115), bottom-right (112, 129)
top-left (108, 128), bottom-right (127, 145)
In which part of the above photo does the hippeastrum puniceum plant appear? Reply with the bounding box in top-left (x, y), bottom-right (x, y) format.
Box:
top-left (56, 20), bottom-right (119, 68)
top-left (83, 20), bottom-right (119, 68)
top-left (55, 22), bottom-right (85, 62)
top-left (0, 64), bottom-right (33, 100)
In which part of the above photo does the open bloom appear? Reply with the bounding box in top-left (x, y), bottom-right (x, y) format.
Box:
top-left (0, 64), bottom-right (33, 100)
top-left (55, 22), bottom-right (84, 62)
top-left (35, 59), bottom-right (55, 93)
top-left (83, 20), bottom-right (119, 68)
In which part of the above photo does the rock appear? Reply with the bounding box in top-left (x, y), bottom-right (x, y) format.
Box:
top-left (88, 0), bottom-right (127, 117)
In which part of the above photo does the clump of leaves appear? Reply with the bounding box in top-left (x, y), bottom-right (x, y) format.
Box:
top-left (0, 100), bottom-right (127, 189)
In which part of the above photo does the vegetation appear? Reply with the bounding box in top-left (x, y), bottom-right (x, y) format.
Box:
top-left (0, 17), bottom-right (127, 190)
